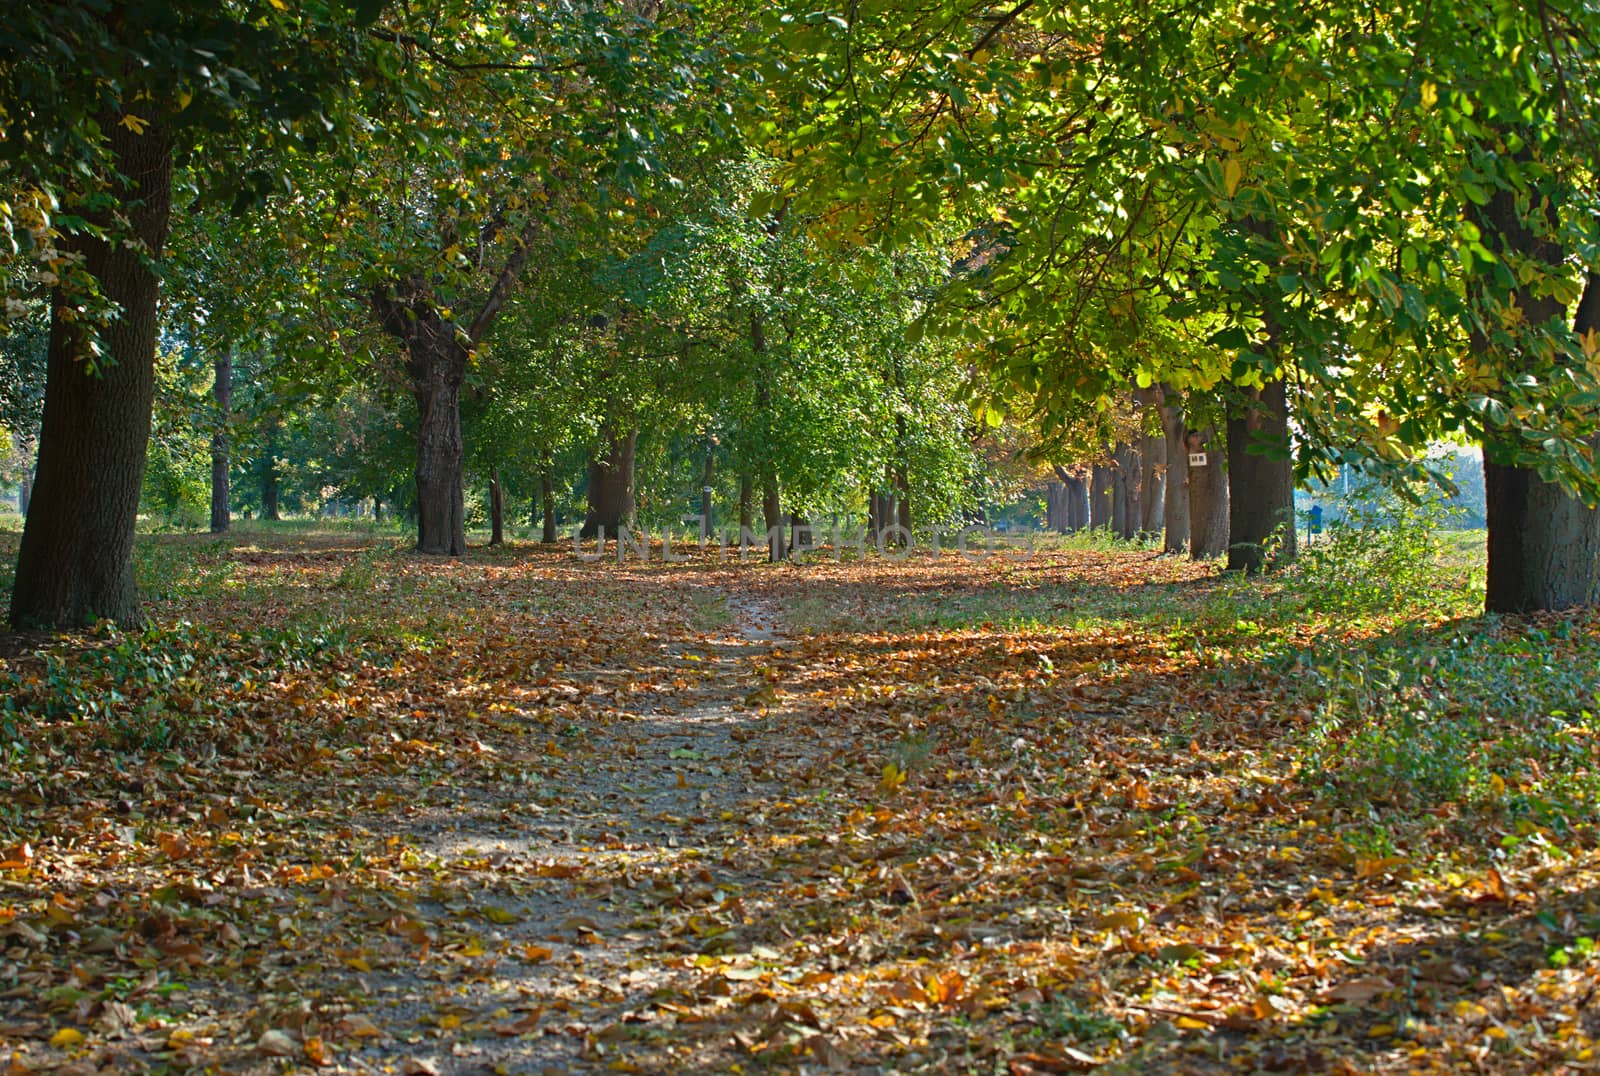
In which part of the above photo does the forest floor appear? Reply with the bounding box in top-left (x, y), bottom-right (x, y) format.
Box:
top-left (2, 525), bottom-right (1600, 1073)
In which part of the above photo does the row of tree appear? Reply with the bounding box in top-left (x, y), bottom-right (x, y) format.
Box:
top-left (5, 1), bottom-right (1600, 627)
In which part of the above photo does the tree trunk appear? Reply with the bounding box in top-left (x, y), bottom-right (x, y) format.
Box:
top-left (1064, 473), bottom-right (1089, 531)
top-left (1158, 384), bottom-right (1190, 554)
top-left (11, 116), bottom-right (172, 629)
top-left (580, 427), bottom-right (637, 539)
top-left (1090, 463), bottom-right (1113, 530)
top-left (539, 469), bottom-right (557, 543)
top-left (1478, 192), bottom-right (1600, 610)
top-left (373, 496), bottom-right (382, 523)
top-left (700, 436), bottom-right (715, 541)
top-left (488, 466), bottom-right (504, 546)
top-left (1139, 428), bottom-right (1164, 536)
top-left (411, 351), bottom-right (467, 555)
top-left (1483, 272), bottom-right (1600, 610)
top-left (1187, 426), bottom-right (1228, 559)
top-left (1046, 481), bottom-right (1067, 533)
top-left (1111, 442), bottom-right (1138, 539)
top-left (210, 349), bottom-right (232, 533)
top-left (738, 473), bottom-right (753, 531)
top-left (1225, 380), bottom-right (1296, 573)
top-left (762, 471), bottom-right (784, 561)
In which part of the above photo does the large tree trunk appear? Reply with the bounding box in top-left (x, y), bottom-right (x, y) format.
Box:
top-left (1139, 428), bottom-right (1164, 536)
top-left (580, 427), bottom-right (637, 540)
top-left (762, 471), bottom-right (785, 561)
top-left (1187, 426), bottom-right (1229, 559)
top-left (1046, 481), bottom-right (1067, 533)
top-left (11, 117), bottom-right (172, 629)
top-left (1064, 473), bottom-right (1089, 531)
top-left (738, 472), bottom-right (753, 531)
top-left (1158, 385), bottom-right (1190, 554)
top-left (1089, 463), bottom-right (1113, 530)
top-left (411, 346), bottom-right (467, 555)
top-left (1225, 379), bottom-right (1296, 573)
top-left (1478, 194), bottom-right (1600, 610)
top-left (1111, 442), bottom-right (1138, 539)
top-left (488, 466), bottom-right (505, 546)
top-left (1487, 261), bottom-right (1600, 608)
top-left (539, 469), bottom-right (557, 543)
top-left (210, 349), bottom-right (232, 534)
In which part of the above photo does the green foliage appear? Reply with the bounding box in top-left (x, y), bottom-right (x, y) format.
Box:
top-left (1293, 483), bottom-right (1464, 616)
top-left (1298, 623), bottom-right (1600, 826)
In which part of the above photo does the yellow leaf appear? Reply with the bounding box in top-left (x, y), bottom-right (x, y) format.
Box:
top-left (1175, 1016), bottom-right (1211, 1031)
top-left (119, 113), bottom-right (149, 135)
top-left (1223, 158), bottom-right (1242, 197)
top-left (1420, 81), bottom-right (1438, 110)
top-left (50, 1027), bottom-right (84, 1049)
top-left (880, 761), bottom-right (906, 793)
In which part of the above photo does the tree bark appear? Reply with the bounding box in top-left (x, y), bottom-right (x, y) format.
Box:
top-left (209, 349), bottom-right (232, 533)
top-left (1046, 481), bottom-right (1067, 532)
top-left (1139, 428), bottom-right (1164, 536)
top-left (1111, 442), bottom-right (1138, 539)
top-left (539, 469), bottom-right (557, 543)
top-left (1187, 426), bottom-right (1229, 559)
top-left (738, 472), bottom-right (753, 531)
top-left (1225, 379), bottom-right (1296, 573)
top-left (1089, 463), bottom-right (1113, 530)
top-left (373, 496), bottom-right (382, 523)
top-left (1158, 384), bottom-right (1190, 554)
top-left (762, 470), bottom-right (785, 561)
top-left (1478, 195), bottom-right (1600, 610)
top-left (372, 288), bottom-right (469, 555)
top-left (488, 465), bottom-right (505, 546)
top-left (11, 116), bottom-right (172, 629)
top-left (580, 427), bottom-right (637, 539)
top-left (1064, 473), bottom-right (1089, 531)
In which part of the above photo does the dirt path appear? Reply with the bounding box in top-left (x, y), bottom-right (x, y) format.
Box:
top-left (339, 588), bottom-right (811, 1074)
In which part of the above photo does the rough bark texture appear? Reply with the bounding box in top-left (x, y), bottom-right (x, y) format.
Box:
top-left (210, 350), bottom-right (232, 533)
top-left (11, 116), bottom-right (172, 629)
top-left (488, 466), bottom-right (504, 546)
top-left (1478, 189), bottom-right (1600, 611)
top-left (539, 469), bottom-right (558, 543)
top-left (1089, 463), bottom-right (1113, 529)
top-left (372, 287), bottom-right (469, 556)
top-left (580, 427), bottom-right (638, 539)
top-left (1158, 384), bottom-right (1190, 554)
top-left (738, 473), bottom-right (753, 531)
top-left (1225, 379), bottom-right (1296, 573)
top-left (1111, 442), bottom-right (1138, 540)
top-left (1187, 427), bottom-right (1229, 559)
top-left (1139, 429), bottom-right (1164, 535)
top-left (762, 471), bottom-right (785, 562)
top-left (1046, 481), bottom-right (1068, 533)
top-left (1063, 473), bottom-right (1089, 531)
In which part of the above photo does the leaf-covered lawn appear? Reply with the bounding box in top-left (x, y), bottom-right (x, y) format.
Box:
top-left (2, 528), bottom-right (1599, 1073)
